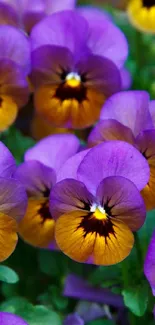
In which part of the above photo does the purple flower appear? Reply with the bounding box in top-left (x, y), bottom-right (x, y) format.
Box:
top-left (64, 313), bottom-right (84, 325)
top-left (0, 0), bottom-right (76, 33)
top-left (0, 25), bottom-right (30, 75)
top-left (64, 274), bottom-right (124, 308)
top-left (49, 140), bottom-right (148, 265)
top-left (0, 142), bottom-right (27, 261)
top-left (149, 100), bottom-right (155, 127)
top-left (30, 10), bottom-right (127, 128)
top-left (88, 90), bottom-right (155, 210)
top-left (0, 25), bottom-right (30, 131)
top-left (144, 230), bottom-right (155, 295)
top-left (0, 312), bottom-right (28, 325)
top-left (100, 91), bottom-right (153, 136)
top-left (15, 134), bottom-right (80, 248)
top-left (75, 301), bottom-right (106, 323)
top-left (77, 7), bottom-right (128, 69)
top-left (120, 68), bottom-right (132, 90)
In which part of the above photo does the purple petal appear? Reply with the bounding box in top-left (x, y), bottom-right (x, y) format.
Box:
top-left (100, 91), bottom-right (153, 136)
top-left (97, 176), bottom-right (146, 231)
top-left (31, 45), bottom-right (73, 87)
top-left (136, 130), bottom-right (155, 162)
top-left (0, 312), bottom-right (28, 325)
top-left (0, 25), bottom-right (30, 75)
top-left (0, 177), bottom-right (27, 222)
top-left (45, 0), bottom-right (77, 13)
top-left (25, 134), bottom-right (80, 173)
top-left (144, 230), bottom-right (155, 296)
top-left (78, 6), bottom-right (111, 23)
top-left (0, 141), bottom-right (16, 178)
top-left (78, 141), bottom-right (150, 194)
top-left (76, 53), bottom-right (121, 97)
top-left (120, 67), bottom-right (132, 90)
top-left (80, 10), bottom-right (128, 68)
top-left (30, 10), bottom-right (89, 56)
top-left (22, 0), bottom-right (46, 33)
top-left (63, 274), bottom-right (124, 307)
top-left (0, 59), bottom-right (29, 107)
top-left (15, 160), bottom-right (56, 197)
top-left (149, 100), bottom-right (155, 128)
top-left (88, 119), bottom-right (135, 147)
top-left (135, 130), bottom-right (155, 210)
top-left (76, 301), bottom-right (105, 323)
top-left (50, 178), bottom-right (94, 219)
top-left (0, 3), bottom-right (19, 27)
top-left (64, 313), bottom-right (84, 325)
top-left (57, 149), bottom-right (90, 182)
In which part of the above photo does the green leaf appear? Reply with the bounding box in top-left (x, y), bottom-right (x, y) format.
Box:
top-left (0, 298), bottom-right (61, 325)
top-left (1, 282), bottom-right (19, 298)
top-left (88, 320), bottom-right (115, 325)
top-left (38, 250), bottom-right (83, 278)
top-left (139, 210), bottom-right (155, 256)
top-left (39, 285), bottom-right (68, 311)
top-left (89, 265), bottom-right (121, 287)
top-left (0, 127), bottom-right (36, 164)
top-left (122, 281), bottom-right (149, 316)
top-left (38, 250), bottom-right (68, 277)
top-left (21, 306), bottom-right (61, 325)
top-left (0, 266), bottom-right (19, 284)
top-left (0, 297), bottom-right (32, 314)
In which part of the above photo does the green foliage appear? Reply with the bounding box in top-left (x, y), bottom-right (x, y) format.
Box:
top-left (122, 281), bottom-right (149, 317)
top-left (0, 266), bottom-right (19, 284)
top-left (0, 297), bottom-right (61, 325)
top-left (89, 265), bottom-right (121, 288)
top-left (139, 210), bottom-right (155, 256)
top-left (38, 250), bottom-right (84, 278)
top-left (22, 306), bottom-right (61, 325)
top-left (0, 127), bottom-right (35, 164)
top-left (39, 285), bottom-right (68, 311)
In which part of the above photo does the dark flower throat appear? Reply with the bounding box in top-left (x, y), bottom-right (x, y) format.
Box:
top-left (77, 202), bottom-right (116, 241)
top-left (142, 0), bottom-right (155, 7)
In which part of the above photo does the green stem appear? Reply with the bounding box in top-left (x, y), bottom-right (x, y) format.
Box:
top-left (134, 30), bottom-right (146, 72)
top-left (121, 261), bottom-right (137, 325)
top-left (121, 259), bottom-right (129, 288)
top-left (129, 311), bottom-right (137, 325)
top-left (134, 232), bottom-right (143, 265)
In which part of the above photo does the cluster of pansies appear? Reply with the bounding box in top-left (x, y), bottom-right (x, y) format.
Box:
top-left (0, 0), bottom-right (155, 323)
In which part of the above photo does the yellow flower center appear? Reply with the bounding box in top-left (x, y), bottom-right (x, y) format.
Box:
top-left (65, 72), bottom-right (81, 88)
top-left (91, 204), bottom-right (108, 220)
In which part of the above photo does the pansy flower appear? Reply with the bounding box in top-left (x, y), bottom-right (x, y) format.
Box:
top-left (0, 25), bottom-right (30, 131)
top-left (144, 229), bottom-right (155, 296)
top-left (0, 141), bottom-right (27, 261)
top-left (0, 312), bottom-right (28, 325)
top-left (64, 314), bottom-right (84, 325)
top-left (31, 113), bottom-right (71, 140)
top-left (0, 0), bottom-right (77, 33)
top-left (50, 141), bottom-right (148, 265)
top-left (99, 0), bottom-right (155, 34)
top-left (127, 0), bottom-right (155, 34)
top-left (64, 274), bottom-right (124, 308)
top-left (88, 90), bottom-right (155, 211)
top-left (15, 134), bottom-right (80, 248)
top-left (30, 10), bottom-right (127, 128)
